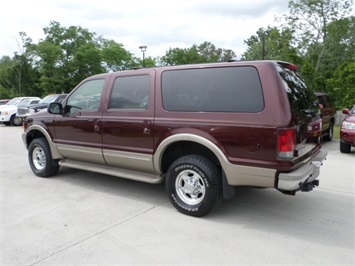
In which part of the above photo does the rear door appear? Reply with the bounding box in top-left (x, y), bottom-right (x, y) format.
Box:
top-left (276, 63), bottom-right (322, 157)
top-left (101, 69), bottom-right (155, 173)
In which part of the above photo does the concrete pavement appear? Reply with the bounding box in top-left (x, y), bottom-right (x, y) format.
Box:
top-left (1, 125), bottom-right (354, 265)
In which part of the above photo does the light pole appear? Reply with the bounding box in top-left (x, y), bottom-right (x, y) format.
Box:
top-left (139, 45), bottom-right (147, 67)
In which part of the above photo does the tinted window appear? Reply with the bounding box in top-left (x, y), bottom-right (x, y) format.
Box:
top-left (162, 67), bottom-right (264, 112)
top-left (276, 65), bottom-right (317, 112)
top-left (109, 75), bottom-right (149, 110)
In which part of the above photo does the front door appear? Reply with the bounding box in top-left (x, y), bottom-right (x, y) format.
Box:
top-left (53, 78), bottom-right (107, 164)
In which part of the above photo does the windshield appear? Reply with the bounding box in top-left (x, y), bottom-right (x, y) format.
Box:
top-left (40, 95), bottom-right (58, 104)
top-left (18, 99), bottom-right (33, 106)
top-left (6, 98), bottom-right (21, 106)
top-left (351, 105), bottom-right (355, 115)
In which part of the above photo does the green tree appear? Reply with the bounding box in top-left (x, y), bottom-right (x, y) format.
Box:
top-left (101, 39), bottom-right (136, 71)
top-left (160, 41), bottom-right (236, 66)
top-left (322, 16), bottom-right (355, 72)
top-left (0, 54), bottom-right (41, 98)
top-left (326, 62), bottom-right (355, 108)
top-left (286, 0), bottom-right (353, 72)
top-left (26, 21), bottom-right (135, 93)
top-left (0, 56), bottom-right (17, 98)
top-left (136, 56), bottom-right (156, 68)
top-left (0, 31), bottom-right (42, 98)
top-left (242, 26), bottom-right (301, 64)
top-left (197, 41), bottom-right (236, 62)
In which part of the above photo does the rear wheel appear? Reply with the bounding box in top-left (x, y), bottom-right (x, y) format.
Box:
top-left (340, 141), bottom-right (351, 153)
top-left (323, 122), bottom-right (333, 141)
top-left (28, 138), bottom-right (59, 177)
top-left (165, 155), bottom-right (222, 217)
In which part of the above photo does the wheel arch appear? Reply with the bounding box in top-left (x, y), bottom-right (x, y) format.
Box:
top-left (24, 125), bottom-right (62, 159)
top-left (155, 134), bottom-right (236, 200)
top-left (154, 134), bottom-right (227, 175)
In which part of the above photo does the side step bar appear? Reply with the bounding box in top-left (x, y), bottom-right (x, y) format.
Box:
top-left (59, 159), bottom-right (164, 184)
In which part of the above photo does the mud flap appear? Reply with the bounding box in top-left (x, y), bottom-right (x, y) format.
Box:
top-left (222, 170), bottom-right (235, 199)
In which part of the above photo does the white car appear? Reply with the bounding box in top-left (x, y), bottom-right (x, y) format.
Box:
top-left (0, 97), bottom-right (41, 126)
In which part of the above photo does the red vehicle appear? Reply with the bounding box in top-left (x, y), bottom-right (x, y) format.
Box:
top-left (0, 99), bottom-right (11, 105)
top-left (340, 105), bottom-right (355, 153)
top-left (22, 60), bottom-right (327, 217)
top-left (314, 92), bottom-right (336, 141)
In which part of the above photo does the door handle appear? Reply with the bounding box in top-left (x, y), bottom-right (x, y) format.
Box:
top-left (143, 120), bottom-right (152, 134)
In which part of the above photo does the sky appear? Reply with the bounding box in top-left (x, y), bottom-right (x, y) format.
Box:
top-left (0, 0), bottom-right (290, 60)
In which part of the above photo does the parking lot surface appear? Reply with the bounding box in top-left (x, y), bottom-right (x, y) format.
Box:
top-left (1, 125), bottom-right (354, 265)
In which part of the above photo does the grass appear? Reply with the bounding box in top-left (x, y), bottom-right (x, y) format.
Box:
top-left (333, 125), bottom-right (340, 140)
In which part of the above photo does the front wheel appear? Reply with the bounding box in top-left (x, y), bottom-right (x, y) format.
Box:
top-left (28, 138), bottom-right (59, 177)
top-left (340, 141), bottom-right (351, 153)
top-left (10, 114), bottom-right (22, 126)
top-left (165, 155), bottom-right (222, 217)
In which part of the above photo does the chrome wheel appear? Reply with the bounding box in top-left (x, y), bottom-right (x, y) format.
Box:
top-left (175, 169), bottom-right (206, 205)
top-left (32, 146), bottom-right (46, 170)
top-left (13, 117), bottom-right (22, 126)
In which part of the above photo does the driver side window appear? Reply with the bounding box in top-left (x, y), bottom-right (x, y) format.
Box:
top-left (67, 79), bottom-right (105, 113)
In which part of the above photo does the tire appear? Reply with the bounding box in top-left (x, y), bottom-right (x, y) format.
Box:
top-left (10, 115), bottom-right (22, 126)
top-left (28, 138), bottom-right (59, 177)
top-left (340, 141), bottom-right (351, 154)
top-left (323, 122), bottom-right (333, 141)
top-left (165, 155), bottom-right (222, 217)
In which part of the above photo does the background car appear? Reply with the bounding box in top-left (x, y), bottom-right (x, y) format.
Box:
top-left (17, 94), bottom-right (67, 121)
top-left (0, 97), bottom-right (41, 126)
top-left (0, 99), bottom-right (11, 105)
top-left (340, 104), bottom-right (355, 153)
top-left (315, 92), bottom-right (336, 141)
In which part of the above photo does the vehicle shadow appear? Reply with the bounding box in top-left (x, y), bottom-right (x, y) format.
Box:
top-left (51, 164), bottom-right (352, 251)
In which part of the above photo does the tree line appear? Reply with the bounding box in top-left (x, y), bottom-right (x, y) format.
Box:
top-left (0, 0), bottom-right (353, 108)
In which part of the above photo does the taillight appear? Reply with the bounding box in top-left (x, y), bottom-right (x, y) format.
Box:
top-left (307, 119), bottom-right (322, 138)
top-left (277, 128), bottom-right (295, 159)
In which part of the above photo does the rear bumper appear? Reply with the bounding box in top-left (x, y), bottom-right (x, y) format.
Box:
top-left (277, 150), bottom-right (327, 191)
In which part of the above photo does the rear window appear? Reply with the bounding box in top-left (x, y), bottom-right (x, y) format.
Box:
top-left (276, 64), bottom-right (317, 111)
top-left (162, 66), bottom-right (264, 112)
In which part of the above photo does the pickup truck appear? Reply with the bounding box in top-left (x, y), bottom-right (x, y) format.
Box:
top-left (0, 97), bottom-right (41, 126)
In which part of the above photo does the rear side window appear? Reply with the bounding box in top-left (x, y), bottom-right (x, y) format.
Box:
top-left (162, 67), bottom-right (264, 112)
top-left (109, 75), bottom-right (150, 110)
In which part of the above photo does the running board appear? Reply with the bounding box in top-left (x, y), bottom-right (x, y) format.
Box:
top-left (59, 159), bottom-right (163, 184)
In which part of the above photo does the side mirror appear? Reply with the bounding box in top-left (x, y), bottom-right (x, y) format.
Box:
top-left (342, 108), bottom-right (350, 115)
top-left (48, 102), bottom-right (63, 114)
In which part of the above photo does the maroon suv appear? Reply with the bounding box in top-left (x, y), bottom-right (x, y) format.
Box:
top-left (22, 60), bottom-right (327, 217)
